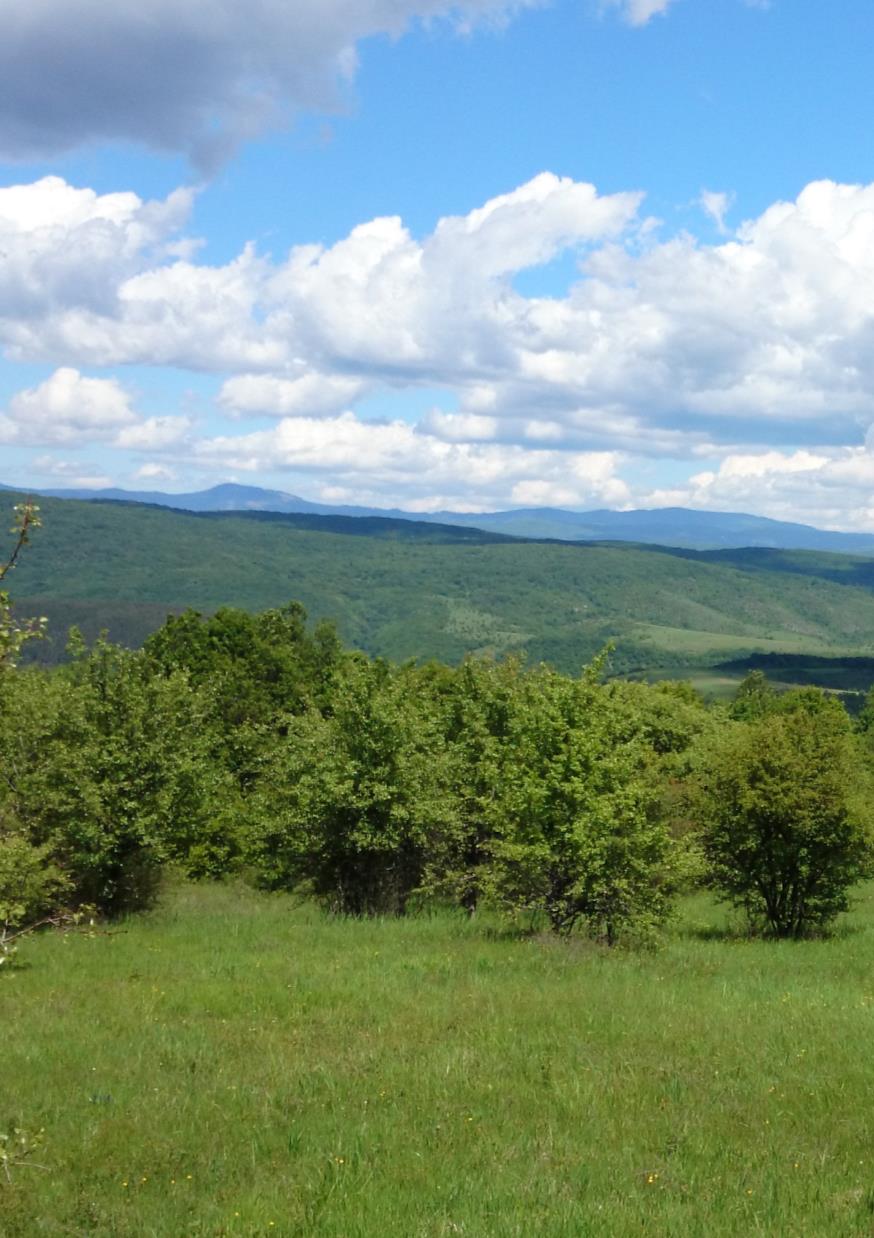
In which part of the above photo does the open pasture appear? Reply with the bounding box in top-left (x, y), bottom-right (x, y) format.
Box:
top-left (4, 881), bottom-right (874, 1236)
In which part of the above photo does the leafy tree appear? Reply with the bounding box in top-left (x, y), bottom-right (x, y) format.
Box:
top-left (730, 670), bottom-right (776, 721)
top-left (482, 661), bottom-right (676, 942)
top-left (248, 658), bottom-right (455, 915)
top-left (422, 656), bottom-right (524, 914)
top-left (0, 834), bottom-right (70, 929)
top-left (698, 694), bottom-right (873, 937)
top-left (144, 603), bottom-right (345, 785)
top-left (0, 641), bottom-right (232, 913)
top-left (856, 682), bottom-right (874, 737)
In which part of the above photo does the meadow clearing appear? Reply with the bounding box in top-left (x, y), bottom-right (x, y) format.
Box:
top-left (4, 879), bottom-right (874, 1237)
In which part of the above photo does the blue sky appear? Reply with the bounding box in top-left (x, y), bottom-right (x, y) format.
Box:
top-left (2, 0), bottom-right (874, 525)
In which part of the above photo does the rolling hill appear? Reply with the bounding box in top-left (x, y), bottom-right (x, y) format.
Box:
top-left (7, 492), bottom-right (874, 697)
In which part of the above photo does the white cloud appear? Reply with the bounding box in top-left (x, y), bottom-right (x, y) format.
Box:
top-left (218, 373), bottom-right (369, 419)
top-left (0, 367), bottom-right (137, 445)
top-left (641, 446), bottom-right (874, 532)
top-left (601, 0), bottom-right (677, 26)
top-left (0, 0), bottom-right (539, 169)
top-left (11, 173), bottom-right (874, 521)
top-left (133, 463), bottom-right (179, 483)
top-left (419, 409), bottom-right (499, 441)
top-left (0, 176), bottom-right (194, 328)
top-left (192, 409), bottom-right (630, 510)
top-left (0, 366), bottom-right (193, 454)
top-left (697, 188), bottom-right (734, 234)
top-left (114, 416), bottom-right (194, 451)
top-left (30, 456), bottom-right (114, 489)
top-left (0, 171), bottom-right (643, 377)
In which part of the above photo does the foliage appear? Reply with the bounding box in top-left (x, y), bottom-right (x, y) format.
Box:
top-left (0, 503), bottom-right (46, 669)
top-left (856, 679), bottom-right (874, 738)
top-left (144, 603), bottom-right (344, 784)
top-left (248, 659), bottom-right (455, 915)
top-left (481, 661), bottom-right (676, 941)
top-left (2, 496), bottom-right (871, 944)
top-left (423, 655), bottom-right (525, 914)
top-left (729, 669), bottom-right (777, 720)
top-left (0, 642), bottom-right (233, 914)
top-left (0, 834), bottom-right (70, 928)
top-left (697, 693), bottom-right (874, 936)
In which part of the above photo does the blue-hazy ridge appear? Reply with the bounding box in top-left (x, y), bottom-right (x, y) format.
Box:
top-left (13, 481), bottom-right (874, 554)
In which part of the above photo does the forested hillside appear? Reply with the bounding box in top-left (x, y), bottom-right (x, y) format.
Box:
top-left (7, 493), bottom-right (874, 680)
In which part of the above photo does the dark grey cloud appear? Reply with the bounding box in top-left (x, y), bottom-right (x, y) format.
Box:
top-left (0, 0), bottom-right (534, 170)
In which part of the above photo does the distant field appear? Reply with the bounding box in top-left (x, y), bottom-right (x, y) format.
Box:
top-left (5, 880), bottom-right (874, 1236)
top-left (626, 623), bottom-right (864, 660)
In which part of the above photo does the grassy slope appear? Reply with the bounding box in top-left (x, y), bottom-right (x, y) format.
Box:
top-left (9, 494), bottom-right (874, 676)
top-left (4, 880), bottom-right (874, 1237)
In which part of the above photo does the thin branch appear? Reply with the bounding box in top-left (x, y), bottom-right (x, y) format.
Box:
top-left (0, 502), bottom-right (39, 583)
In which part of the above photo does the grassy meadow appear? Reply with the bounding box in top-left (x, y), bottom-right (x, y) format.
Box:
top-left (4, 880), bottom-right (874, 1236)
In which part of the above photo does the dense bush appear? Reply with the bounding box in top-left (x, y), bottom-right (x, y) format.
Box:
top-left (248, 658), bottom-right (455, 915)
top-left (0, 834), bottom-right (70, 928)
top-left (478, 664), bottom-right (677, 941)
top-left (0, 642), bottom-right (232, 914)
top-left (424, 655), bottom-right (524, 914)
top-left (697, 692), bottom-right (873, 937)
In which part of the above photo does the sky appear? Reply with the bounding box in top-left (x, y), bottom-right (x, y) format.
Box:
top-left (4, 0), bottom-right (874, 526)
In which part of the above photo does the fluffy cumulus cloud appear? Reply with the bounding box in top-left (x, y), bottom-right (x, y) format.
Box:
top-left (218, 373), bottom-right (370, 419)
top-left (642, 446), bottom-right (874, 532)
top-left (192, 409), bottom-right (630, 510)
top-left (0, 366), bottom-right (193, 455)
top-left (0, 0), bottom-right (539, 169)
top-left (0, 367), bottom-right (137, 445)
top-left (633, 445), bottom-right (874, 532)
top-left (0, 170), bottom-right (643, 374)
top-left (0, 176), bottom-right (194, 331)
top-left (11, 173), bottom-right (874, 517)
top-left (114, 416), bottom-right (194, 451)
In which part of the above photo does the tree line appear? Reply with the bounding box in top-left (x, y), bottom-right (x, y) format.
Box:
top-left (2, 510), bottom-right (874, 944)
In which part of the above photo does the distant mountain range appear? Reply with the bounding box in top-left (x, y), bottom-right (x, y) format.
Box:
top-left (7, 480), bottom-right (874, 554)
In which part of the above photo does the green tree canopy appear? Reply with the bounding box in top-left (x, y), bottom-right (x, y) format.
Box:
top-left (698, 694), bottom-right (873, 937)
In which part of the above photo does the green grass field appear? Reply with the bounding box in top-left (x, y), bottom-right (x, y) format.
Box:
top-left (5, 881), bottom-right (874, 1236)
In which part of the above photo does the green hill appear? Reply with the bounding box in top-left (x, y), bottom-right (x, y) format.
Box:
top-left (8, 493), bottom-right (874, 685)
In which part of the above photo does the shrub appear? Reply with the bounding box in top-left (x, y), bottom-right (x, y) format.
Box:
top-left (482, 664), bottom-right (676, 942)
top-left (248, 659), bottom-right (455, 915)
top-left (0, 642), bottom-right (231, 915)
top-left (0, 833), bottom-right (70, 928)
top-left (698, 695), bottom-right (873, 937)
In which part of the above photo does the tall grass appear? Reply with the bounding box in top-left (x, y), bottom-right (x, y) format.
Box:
top-left (4, 880), bottom-right (874, 1235)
